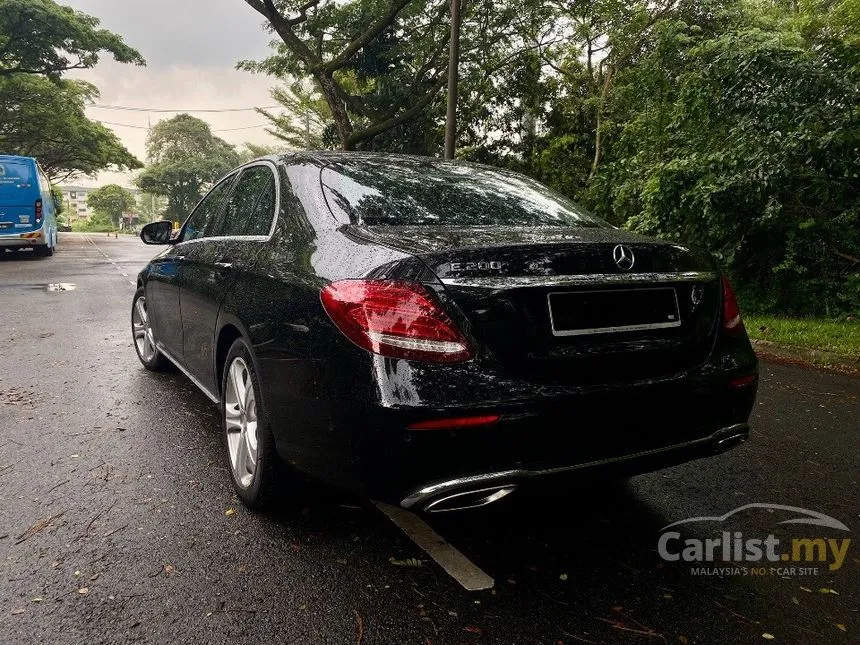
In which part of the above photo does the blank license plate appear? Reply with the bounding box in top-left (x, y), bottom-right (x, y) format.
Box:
top-left (548, 287), bottom-right (681, 336)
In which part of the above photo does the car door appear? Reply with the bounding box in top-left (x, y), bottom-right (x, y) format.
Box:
top-left (147, 175), bottom-right (235, 361)
top-left (179, 162), bottom-right (278, 394)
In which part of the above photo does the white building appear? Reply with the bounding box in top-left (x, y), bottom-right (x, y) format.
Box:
top-left (57, 185), bottom-right (93, 222)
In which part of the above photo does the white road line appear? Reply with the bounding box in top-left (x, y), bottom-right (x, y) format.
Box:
top-left (374, 501), bottom-right (494, 591)
top-left (84, 234), bottom-right (136, 287)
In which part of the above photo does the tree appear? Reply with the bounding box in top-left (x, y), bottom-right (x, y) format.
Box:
top-left (588, 0), bottom-right (860, 315)
top-left (87, 184), bottom-right (137, 229)
top-left (256, 79), bottom-right (333, 150)
top-left (0, 0), bottom-right (144, 78)
top-left (241, 0), bottom-right (454, 150)
top-left (0, 0), bottom-right (144, 180)
top-left (0, 75), bottom-right (142, 181)
top-left (135, 115), bottom-right (241, 220)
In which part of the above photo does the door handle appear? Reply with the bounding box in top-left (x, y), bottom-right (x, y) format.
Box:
top-left (175, 255), bottom-right (186, 262)
top-left (214, 261), bottom-right (233, 272)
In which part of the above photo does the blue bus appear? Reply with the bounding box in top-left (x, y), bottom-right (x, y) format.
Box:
top-left (0, 155), bottom-right (58, 256)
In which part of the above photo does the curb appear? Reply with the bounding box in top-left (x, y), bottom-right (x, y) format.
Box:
top-left (751, 339), bottom-right (859, 376)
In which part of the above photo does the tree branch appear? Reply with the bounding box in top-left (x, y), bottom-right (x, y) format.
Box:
top-left (348, 72), bottom-right (447, 147)
top-left (321, 0), bottom-right (413, 73)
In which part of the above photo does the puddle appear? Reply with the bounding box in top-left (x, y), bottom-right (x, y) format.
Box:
top-left (46, 283), bottom-right (77, 292)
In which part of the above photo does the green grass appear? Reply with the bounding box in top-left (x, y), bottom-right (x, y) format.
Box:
top-left (745, 315), bottom-right (860, 357)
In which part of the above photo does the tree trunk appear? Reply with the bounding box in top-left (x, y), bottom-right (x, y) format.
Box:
top-left (315, 72), bottom-right (353, 150)
top-left (589, 66), bottom-right (614, 181)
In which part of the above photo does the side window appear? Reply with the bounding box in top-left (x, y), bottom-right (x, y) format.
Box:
top-left (180, 175), bottom-right (234, 242)
top-left (213, 165), bottom-right (273, 237)
top-left (244, 176), bottom-right (276, 236)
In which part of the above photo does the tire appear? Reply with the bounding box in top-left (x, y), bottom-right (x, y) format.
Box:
top-left (34, 244), bottom-right (52, 257)
top-left (131, 287), bottom-right (167, 371)
top-left (221, 337), bottom-right (282, 508)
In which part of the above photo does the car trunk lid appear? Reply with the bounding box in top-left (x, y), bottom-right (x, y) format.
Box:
top-left (357, 225), bottom-right (722, 385)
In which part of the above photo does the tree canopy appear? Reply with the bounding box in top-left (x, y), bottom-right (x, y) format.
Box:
top-left (86, 184), bottom-right (137, 229)
top-left (136, 115), bottom-right (241, 221)
top-left (0, 0), bottom-right (144, 78)
top-left (0, 0), bottom-right (144, 181)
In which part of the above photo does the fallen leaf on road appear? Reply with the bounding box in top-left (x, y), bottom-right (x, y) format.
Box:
top-left (791, 597), bottom-right (799, 605)
top-left (164, 564), bottom-right (175, 576)
top-left (389, 557), bottom-right (423, 567)
top-left (818, 587), bottom-right (839, 594)
top-left (224, 508), bottom-right (235, 517)
top-left (78, 587), bottom-right (89, 595)
top-left (836, 624), bottom-right (847, 632)
top-left (31, 597), bottom-right (43, 603)
top-left (761, 634), bottom-right (775, 640)
top-left (11, 608), bottom-right (24, 615)
top-left (800, 586), bottom-right (812, 592)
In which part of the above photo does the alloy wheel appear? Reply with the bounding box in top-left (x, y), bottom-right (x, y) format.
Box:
top-left (224, 357), bottom-right (259, 488)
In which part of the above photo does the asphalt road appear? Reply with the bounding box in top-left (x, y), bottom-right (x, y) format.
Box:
top-left (0, 233), bottom-right (857, 644)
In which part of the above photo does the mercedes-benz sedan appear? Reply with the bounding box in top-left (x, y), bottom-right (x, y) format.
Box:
top-left (133, 153), bottom-right (758, 511)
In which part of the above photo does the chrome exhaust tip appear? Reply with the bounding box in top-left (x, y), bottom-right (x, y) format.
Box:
top-left (423, 485), bottom-right (517, 513)
top-left (714, 431), bottom-right (749, 453)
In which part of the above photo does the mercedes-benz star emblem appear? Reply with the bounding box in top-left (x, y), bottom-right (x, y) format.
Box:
top-left (612, 244), bottom-right (635, 271)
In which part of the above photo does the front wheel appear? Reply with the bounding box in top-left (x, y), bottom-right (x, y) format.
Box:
top-left (131, 288), bottom-right (166, 370)
top-left (222, 338), bottom-right (283, 508)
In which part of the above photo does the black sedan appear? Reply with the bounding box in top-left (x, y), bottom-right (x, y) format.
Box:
top-left (133, 152), bottom-right (758, 511)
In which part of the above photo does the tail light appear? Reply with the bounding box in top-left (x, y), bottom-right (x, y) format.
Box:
top-left (35, 199), bottom-right (43, 224)
top-left (320, 280), bottom-right (473, 363)
top-left (721, 277), bottom-right (744, 334)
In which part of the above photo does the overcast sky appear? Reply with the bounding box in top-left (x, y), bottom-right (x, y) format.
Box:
top-left (63, 0), bottom-right (285, 187)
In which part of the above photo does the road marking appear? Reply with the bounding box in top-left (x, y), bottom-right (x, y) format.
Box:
top-left (374, 501), bottom-right (494, 591)
top-left (83, 234), bottom-right (137, 286)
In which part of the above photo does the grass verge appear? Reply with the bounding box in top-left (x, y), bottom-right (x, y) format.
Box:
top-left (745, 316), bottom-right (859, 357)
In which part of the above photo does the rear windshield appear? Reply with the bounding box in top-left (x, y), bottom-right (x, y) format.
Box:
top-left (0, 160), bottom-right (35, 201)
top-left (321, 159), bottom-right (609, 228)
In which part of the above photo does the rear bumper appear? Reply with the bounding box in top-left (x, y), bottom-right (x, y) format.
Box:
top-left (401, 423), bottom-right (749, 511)
top-left (0, 227), bottom-right (45, 248)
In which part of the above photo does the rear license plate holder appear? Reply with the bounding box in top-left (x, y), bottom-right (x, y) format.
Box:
top-left (548, 287), bottom-right (681, 336)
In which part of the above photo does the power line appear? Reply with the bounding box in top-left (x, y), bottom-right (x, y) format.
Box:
top-left (97, 120), bottom-right (269, 132)
top-left (91, 103), bottom-right (281, 113)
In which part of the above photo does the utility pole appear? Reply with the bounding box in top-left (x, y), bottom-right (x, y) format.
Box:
top-left (444, 0), bottom-right (462, 160)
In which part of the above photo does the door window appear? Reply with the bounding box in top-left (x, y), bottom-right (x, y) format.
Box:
top-left (213, 165), bottom-right (275, 237)
top-left (180, 174), bottom-right (235, 242)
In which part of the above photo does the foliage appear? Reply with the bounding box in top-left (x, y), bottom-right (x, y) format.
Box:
top-left (0, 0), bottom-right (143, 181)
top-left (86, 184), bottom-right (136, 229)
top-left (587, 1), bottom-right (860, 315)
top-left (0, 0), bottom-right (144, 79)
top-left (256, 79), bottom-right (333, 150)
top-left (0, 74), bottom-right (142, 181)
top-left (135, 115), bottom-right (240, 221)
top-left (236, 0), bottom-right (859, 315)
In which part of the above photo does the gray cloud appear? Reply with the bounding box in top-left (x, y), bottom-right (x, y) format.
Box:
top-left (59, 1), bottom-right (288, 187)
top-left (63, 0), bottom-right (273, 68)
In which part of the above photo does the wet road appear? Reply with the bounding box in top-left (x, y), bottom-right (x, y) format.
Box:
top-left (0, 233), bottom-right (857, 644)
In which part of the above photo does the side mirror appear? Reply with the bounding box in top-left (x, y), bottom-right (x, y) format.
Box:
top-left (140, 220), bottom-right (175, 245)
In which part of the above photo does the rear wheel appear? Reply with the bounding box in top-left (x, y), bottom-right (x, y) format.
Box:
top-left (222, 338), bottom-right (282, 508)
top-left (34, 244), bottom-right (52, 257)
top-left (131, 288), bottom-right (166, 370)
